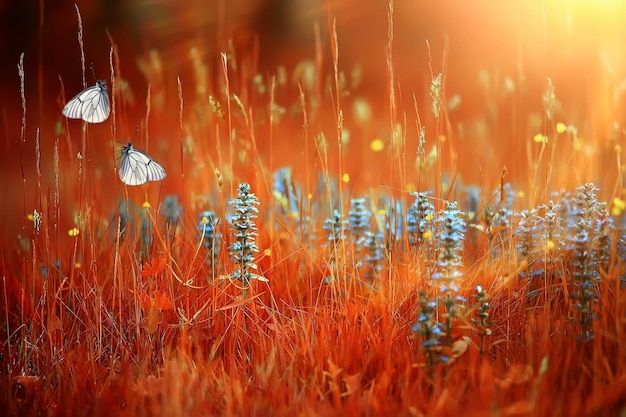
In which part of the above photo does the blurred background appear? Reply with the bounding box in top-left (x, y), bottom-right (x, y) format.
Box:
top-left (0, 1), bottom-right (624, 127)
top-left (0, 0), bottom-right (625, 236)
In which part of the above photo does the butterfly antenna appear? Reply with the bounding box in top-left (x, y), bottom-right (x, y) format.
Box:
top-left (90, 62), bottom-right (97, 81)
top-left (133, 126), bottom-right (139, 144)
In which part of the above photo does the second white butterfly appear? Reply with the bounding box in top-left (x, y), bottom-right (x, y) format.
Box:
top-left (62, 80), bottom-right (111, 123)
top-left (118, 143), bottom-right (167, 186)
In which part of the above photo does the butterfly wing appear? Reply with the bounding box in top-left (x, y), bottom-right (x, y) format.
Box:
top-left (61, 89), bottom-right (86, 120)
top-left (119, 144), bottom-right (166, 186)
top-left (62, 80), bottom-right (111, 123)
top-left (144, 152), bottom-right (167, 182)
top-left (81, 81), bottom-right (111, 123)
top-left (119, 144), bottom-right (146, 186)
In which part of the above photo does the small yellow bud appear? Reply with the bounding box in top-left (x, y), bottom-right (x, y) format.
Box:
top-left (370, 138), bottom-right (384, 152)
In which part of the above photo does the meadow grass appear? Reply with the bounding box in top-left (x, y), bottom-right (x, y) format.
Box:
top-left (1, 2), bottom-right (626, 416)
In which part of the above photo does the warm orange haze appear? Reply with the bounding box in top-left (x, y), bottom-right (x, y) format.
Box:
top-left (1, 1), bottom-right (625, 416)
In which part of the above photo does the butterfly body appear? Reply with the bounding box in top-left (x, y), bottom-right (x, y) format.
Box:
top-left (118, 143), bottom-right (167, 186)
top-left (62, 80), bottom-right (111, 123)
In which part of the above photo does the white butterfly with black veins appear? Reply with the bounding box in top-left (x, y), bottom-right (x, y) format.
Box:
top-left (62, 80), bottom-right (111, 123)
top-left (118, 143), bottom-right (167, 186)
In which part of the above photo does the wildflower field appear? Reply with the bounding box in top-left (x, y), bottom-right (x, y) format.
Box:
top-left (1, 1), bottom-right (626, 416)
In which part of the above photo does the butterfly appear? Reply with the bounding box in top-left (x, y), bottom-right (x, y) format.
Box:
top-left (118, 143), bottom-right (167, 186)
top-left (62, 80), bottom-right (111, 123)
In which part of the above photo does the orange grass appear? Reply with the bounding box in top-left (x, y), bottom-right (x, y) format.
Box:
top-left (1, 1), bottom-right (626, 416)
